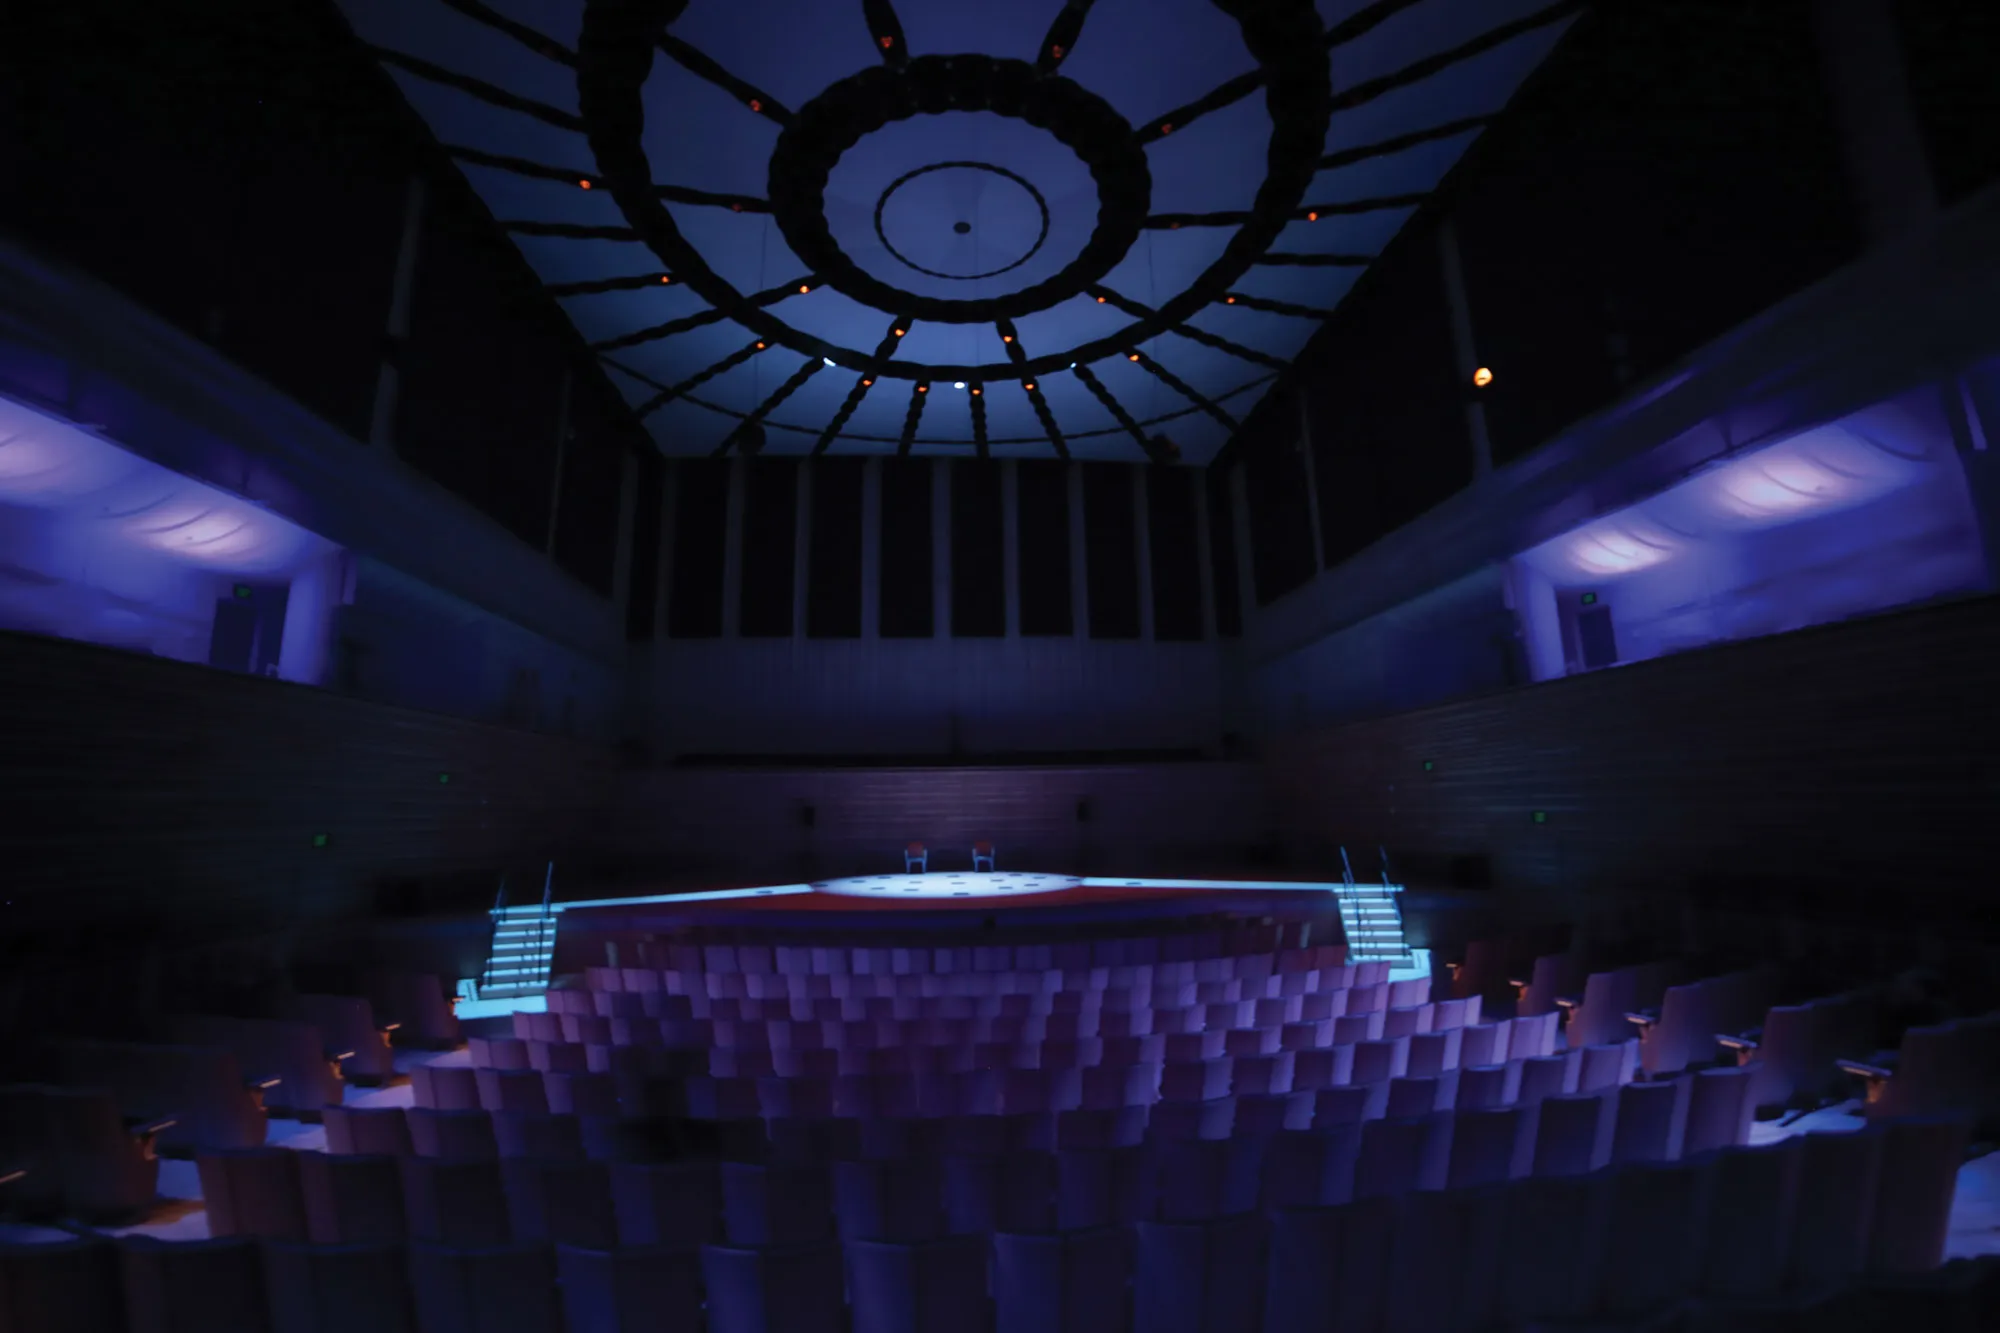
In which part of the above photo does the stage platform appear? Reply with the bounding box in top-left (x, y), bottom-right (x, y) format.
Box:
top-left (457, 873), bottom-right (1429, 1016)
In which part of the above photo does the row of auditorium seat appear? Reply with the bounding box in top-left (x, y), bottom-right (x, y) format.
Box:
top-left (594, 926), bottom-right (1330, 981)
top-left (0, 1114), bottom-right (1968, 1332)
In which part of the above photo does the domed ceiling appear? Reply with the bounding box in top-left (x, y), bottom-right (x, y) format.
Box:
top-left (333, 0), bottom-right (1579, 462)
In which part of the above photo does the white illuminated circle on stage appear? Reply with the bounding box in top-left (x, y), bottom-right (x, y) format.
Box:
top-left (814, 872), bottom-right (1083, 899)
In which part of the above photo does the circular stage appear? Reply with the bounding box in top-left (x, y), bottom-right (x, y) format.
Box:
top-left (814, 871), bottom-right (1083, 899)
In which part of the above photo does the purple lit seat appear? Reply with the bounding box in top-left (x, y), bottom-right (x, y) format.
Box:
top-left (1131, 1213), bottom-right (1264, 1333)
top-left (407, 1108), bottom-right (499, 1160)
top-left (293, 994), bottom-right (397, 1083)
top-left (1789, 1129), bottom-right (1885, 1295)
top-left (323, 1105), bottom-right (411, 1156)
top-left (1591, 1159), bottom-right (1706, 1316)
top-left (494, 1111), bottom-right (585, 1160)
top-left (1696, 1138), bottom-right (1801, 1300)
top-left (609, 1160), bottom-right (723, 1249)
top-left (720, 1161), bottom-right (835, 1245)
top-left (557, 1244), bottom-right (703, 1333)
top-left (1449, 1105), bottom-right (1527, 1188)
top-left (117, 1236), bottom-right (269, 1333)
top-left (833, 1156), bottom-right (947, 1242)
top-left (398, 1155), bottom-right (512, 1246)
top-left (195, 1147), bottom-right (307, 1240)
top-left (502, 1158), bottom-right (618, 1249)
top-left (701, 1240), bottom-right (846, 1333)
top-left (407, 1242), bottom-right (559, 1333)
top-left (298, 1151), bottom-right (406, 1244)
top-left (263, 1241), bottom-right (414, 1333)
top-left (992, 1227), bottom-right (1129, 1333)
top-left (25, 1085), bottom-right (163, 1220)
top-left (412, 1064), bottom-right (481, 1112)
top-left (0, 1236), bottom-right (126, 1333)
top-left (849, 1233), bottom-right (993, 1333)
top-left (1867, 1115), bottom-right (1972, 1276)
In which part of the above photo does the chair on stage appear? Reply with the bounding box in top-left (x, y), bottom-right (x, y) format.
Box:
top-left (972, 842), bottom-right (996, 872)
top-left (905, 843), bottom-right (928, 873)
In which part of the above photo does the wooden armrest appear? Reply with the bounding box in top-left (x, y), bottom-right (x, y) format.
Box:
top-left (249, 1077), bottom-right (282, 1091)
top-left (1715, 1033), bottom-right (1760, 1052)
top-left (1508, 979), bottom-right (1530, 993)
top-left (1554, 995), bottom-right (1581, 1013)
top-left (132, 1116), bottom-right (179, 1138)
top-left (1835, 1058), bottom-right (1894, 1082)
top-left (1625, 1009), bottom-right (1659, 1030)
top-left (378, 1022), bottom-right (402, 1033)
top-left (330, 1049), bottom-right (358, 1063)
top-left (1446, 962), bottom-right (1463, 979)
top-left (0, 1168), bottom-right (28, 1188)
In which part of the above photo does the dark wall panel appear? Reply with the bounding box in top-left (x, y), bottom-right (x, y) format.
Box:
top-left (1896, 0), bottom-right (2000, 206)
top-left (1204, 466), bottom-right (1242, 638)
top-left (739, 460), bottom-right (797, 638)
top-left (1265, 593), bottom-right (2000, 921)
top-left (1240, 404), bottom-right (1317, 605)
top-left (1306, 215), bottom-right (1468, 571)
top-left (0, 629), bottom-right (611, 935)
top-left (1082, 464), bottom-right (1141, 639)
top-left (1452, 1), bottom-right (1859, 467)
top-left (1149, 468), bottom-right (1205, 642)
top-left (625, 451), bottom-right (663, 641)
top-left (1018, 461), bottom-right (1073, 637)
top-left (807, 460), bottom-right (864, 638)
top-left (553, 382), bottom-right (627, 596)
top-left (879, 460), bottom-right (934, 638)
top-left (668, 460), bottom-right (729, 638)
top-left (951, 461), bottom-right (1005, 638)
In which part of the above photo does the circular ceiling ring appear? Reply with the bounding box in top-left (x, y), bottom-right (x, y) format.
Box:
top-left (871, 160), bottom-right (1052, 282)
top-left (769, 58), bottom-right (1147, 323)
top-left (576, 0), bottom-right (1329, 384)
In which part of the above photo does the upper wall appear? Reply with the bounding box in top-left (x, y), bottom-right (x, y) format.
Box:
top-left (0, 628), bottom-right (614, 936)
top-left (1262, 592), bottom-right (2000, 919)
top-left (598, 762), bottom-right (1276, 886)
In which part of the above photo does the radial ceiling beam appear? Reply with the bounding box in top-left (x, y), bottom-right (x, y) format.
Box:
top-left (1256, 252), bottom-right (1373, 267)
top-left (438, 0), bottom-right (576, 66)
top-left (710, 359), bottom-right (826, 457)
top-left (1318, 114), bottom-right (1493, 172)
top-left (548, 272), bottom-right (677, 298)
top-left (968, 383), bottom-right (989, 460)
top-left (500, 221), bottom-right (644, 241)
top-left (861, 0), bottom-right (908, 65)
top-left (637, 340), bottom-right (769, 419)
top-left (1145, 191), bottom-right (1430, 229)
top-left (1135, 70), bottom-right (1261, 146)
top-left (443, 144), bottom-right (772, 212)
top-left (657, 35), bottom-right (794, 126)
top-left (1330, 0), bottom-right (1586, 116)
top-left (898, 380), bottom-right (931, 457)
top-left (1129, 350), bottom-right (1238, 432)
top-left (1219, 291), bottom-right (1337, 320)
top-left (371, 47), bottom-right (584, 131)
top-left (1322, 0), bottom-right (1429, 51)
top-left (1071, 363), bottom-right (1165, 463)
top-left (588, 275), bottom-right (818, 353)
top-left (813, 317), bottom-right (911, 455)
top-left (994, 318), bottom-right (1069, 460)
top-left (1088, 286), bottom-right (1289, 371)
top-left (1036, 0), bottom-right (1097, 74)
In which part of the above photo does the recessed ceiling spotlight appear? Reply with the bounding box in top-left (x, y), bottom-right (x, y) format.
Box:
top-left (1095, 296), bottom-right (1105, 303)
top-left (1024, 383), bottom-right (1036, 392)
top-left (894, 328), bottom-right (905, 336)
top-left (1225, 296), bottom-right (1236, 303)
top-left (1307, 210), bottom-right (1319, 222)
top-left (755, 341), bottom-right (766, 350)
top-left (862, 378), bottom-right (873, 387)
top-left (1473, 367), bottom-right (1495, 388)
top-left (1002, 334), bottom-right (1014, 343)
top-left (1127, 353), bottom-right (1140, 362)
top-left (954, 381), bottom-right (967, 390)
top-left (917, 384), bottom-right (929, 393)
top-left (879, 35), bottom-right (894, 49)
top-left (748, 99), bottom-right (762, 113)
top-left (971, 386), bottom-right (981, 396)
top-left (578, 179), bottom-right (593, 190)
top-left (823, 358), bottom-right (835, 367)
top-left (659, 275), bottom-right (673, 284)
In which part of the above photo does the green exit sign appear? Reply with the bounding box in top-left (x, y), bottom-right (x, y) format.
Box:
top-left (1422, 760), bottom-right (1435, 772)
top-left (1580, 591), bottom-right (1598, 606)
top-left (311, 833), bottom-right (328, 848)
top-left (233, 583), bottom-right (253, 600)
top-left (1532, 811), bottom-right (1548, 825)
top-left (438, 772), bottom-right (451, 785)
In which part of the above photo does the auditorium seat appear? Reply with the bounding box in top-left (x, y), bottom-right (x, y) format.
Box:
top-left (1055, 1144), bottom-right (1153, 1228)
top-left (1132, 1213), bottom-right (1264, 1333)
top-left (9, 1084), bottom-right (163, 1220)
top-left (52, 1040), bottom-right (269, 1153)
top-left (363, 971), bottom-right (461, 1050)
top-left (1449, 1105), bottom-right (1527, 1188)
top-left (1696, 1138), bottom-right (1801, 1301)
top-left (1610, 1079), bottom-right (1688, 1165)
top-left (941, 1151), bottom-right (1057, 1234)
top-left (834, 1156), bottom-right (948, 1242)
top-left (557, 1244), bottom-right (704, 1333)
top-left (412, 1064), bottom-right (481, 1112)
top-left (1453, 1062), bottom-right (1514, 1110)
top-left (702, 1240), bottom-right (847, 1333)
top-left (1594, 1159), bottom-right (1707, 1316)
top-left (263, 1240), bottom-right (415, 1333)
top-left (399, 1156), bottom-right (513, 1246)
top-left (609, 1160), bottom-right (724, 1249)
top-left (0, 1236), bottom-right (127, 1333)
top-left (1493, 1173), bottom-right (1600, 1325)
top-left (292, 994), bottom-right (397, 1083)
top-left (992, 1228), bottom-right (1128, 1333)
top-left (502, 1158), bottom-right (619, 1248)
top-left (169, 1015), bottom-right (345, 1119)
top-left (298, 1151), bottom-right (406, 1244)
top-left (478, 1068), bottom-right (550, 1114)
top-left (848, 1233), bottom-right (993, 1333)
top-left (408, 1108), bottom-right (499, 1159)
top-left (118, 1235), bottom-right (270, 1333)
top-left (494, 1111), bottom-right (585, 1160)
top-left (1789, 1129), bottom-right (1885, 1295)
top-left (543, 1070), bottom-right (619, 1117)
top-left (323, 1105), bottom-right (411, 1156)
top-left (407, 1242), bottom-right (560, 1333)
top-left (1867, 1115), bottom-right (1972, 1276)
top-left (196, 1147), bottom-right (308, 1240)
top-left (720, 1161), bottom-right (835, 1245)
top-left (1682, 1065), bottom-right (1753, 1155)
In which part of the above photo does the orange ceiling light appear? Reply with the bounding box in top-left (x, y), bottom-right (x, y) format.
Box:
top-left (1023, 382), bottom-right (1036, 392)
top-left (1002, 334), bottom-right (1014, 343)
top-left (578, 179), bottom-right (593, 189)
top-left (1473, 367), bottom-right (1495, 388)
top-left (861, 378), bottom-right (873, 387)
top-left (1225, 296), bottom-right (1236, 304)
top-left (971, 386), bottom-right (982, 396)
top-left (1128, 352), bottom-right (1141, 361)
top-left (754, 341), bottom-right (766, 350)
top-left (748, 99), bottom-right (763, 113)
top-left (660, 275), bottom-right (673, 284)
top-left (917, 383), bottom-right (928, 393)
top-left (893, 327), bottom-right (906, 336)
top-left (879, 36), bottom-right (894, 49)
top-left (798, 285), bottom-right (811, 294)
top-left (1306, 210), bottom-right (1319, 222)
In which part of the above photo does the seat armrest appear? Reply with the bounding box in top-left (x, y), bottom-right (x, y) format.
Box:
top-left (378, 1022), bottom-right (402, 1033)
top-left (1714, 1033), bottom-right (1760, 1053)
top-left (0, 1167), bottom-right (27, 1188)
top-left (132, 1115), bottom-right (179, 1139)
top-left (1835, 1057), bottom-right (1894, 1082)
top-left (1554, 995), bottom-right (1581, 1014)
top-left (248, 1076), bottom-right (282, 1091)
top-left (330, 1049), bottom-right (358, 1063)
top-left (1446, 962), bottom-right (1463, 979)
top-left (1625, 1009), bottom-right (1659, 1031)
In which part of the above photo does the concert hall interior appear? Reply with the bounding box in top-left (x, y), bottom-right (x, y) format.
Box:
top-left (5, 1), bottom-right (2000, 1329)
